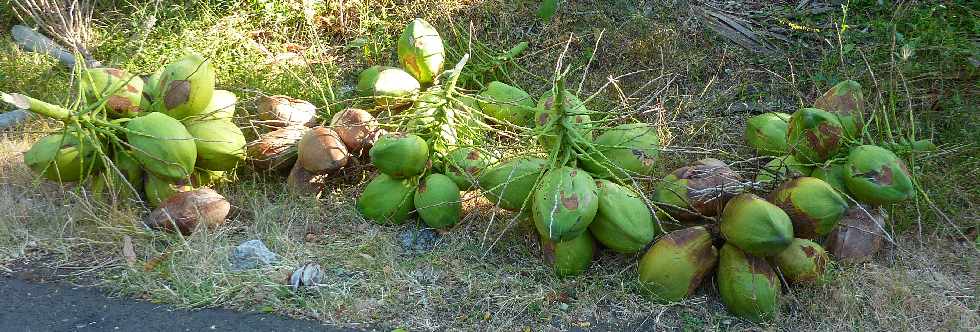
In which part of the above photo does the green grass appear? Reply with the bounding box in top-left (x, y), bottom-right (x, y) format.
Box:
top-left (0, 0), bottom-right (977, 330)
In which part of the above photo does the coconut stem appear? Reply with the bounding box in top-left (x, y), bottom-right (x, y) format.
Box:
top-left (444, 53), bottom-right (470, 96)
top-left (1, 92), bottom-right (72, 121)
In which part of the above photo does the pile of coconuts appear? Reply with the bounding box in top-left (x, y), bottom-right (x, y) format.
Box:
top-left (244, 92), bottom-right (384, 195)
top-left (355, 18), bottom-right (520, 230)
top-left (630, 80), bottom-right (931, 322)
top-left (3, 52), bottom-right (247, 235)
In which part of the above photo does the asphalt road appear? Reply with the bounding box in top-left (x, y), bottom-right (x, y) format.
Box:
top-left (0, 276), bottom-right (352, 332)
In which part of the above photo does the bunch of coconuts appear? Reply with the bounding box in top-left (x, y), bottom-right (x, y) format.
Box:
top-left (4, 52), bottom-right (246, 235)
top-left (353, 18), bottom-right (489, 230)
top-left (627, 80), bottom-right (929, 322)
top-left (472, 77), bottom-right (665, 277)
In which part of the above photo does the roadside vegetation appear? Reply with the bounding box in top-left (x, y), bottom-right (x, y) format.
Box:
top-left (0, 1), bottom-right (976, 330)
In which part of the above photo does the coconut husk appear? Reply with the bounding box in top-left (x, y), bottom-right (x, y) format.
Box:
top-left (330, 108), bottom-right (383, 154)
top-left (257, 95), bottom-right (317, 127)
top-left (824, 205), bottom-right (886, 263)
top-left (677, 158), bottom-right (743, 218)
top-left (297, 126), bottom-right (350, 173)
top-left (246, 125), bottom-right (308, 172)
top-left (144, 188), bottom-right (230, 235)
top-left (287, 162), bottom-right (325, 195)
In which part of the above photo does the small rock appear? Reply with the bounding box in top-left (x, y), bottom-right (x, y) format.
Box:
top-left (398, 226), bottom-right (440, 252)
top-left (230, 240), bottom-right (279, 271)
top-left (288, 262), bottom-right (323, 290)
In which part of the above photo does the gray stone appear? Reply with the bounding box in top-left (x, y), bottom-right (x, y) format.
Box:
top-left (398, 226), bottom-right (440, 252)
top-left (230, 240), bottom-right (279, 271)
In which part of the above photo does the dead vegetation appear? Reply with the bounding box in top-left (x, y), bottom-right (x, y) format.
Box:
top-left (0, 0), bottom-right (977, 330)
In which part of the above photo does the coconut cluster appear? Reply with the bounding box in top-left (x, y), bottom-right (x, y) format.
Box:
top-left (632, 80), bottom-right (924, 322)
top-left (11, 52), bottom-right (248, 235)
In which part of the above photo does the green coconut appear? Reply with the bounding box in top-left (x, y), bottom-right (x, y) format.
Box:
top-left (589, 179), bottom-right (657, 253)
top-left (772, 238), bottom-right (829, 284)
top-left (414, 173), bottom-right (461, 229)
top-left (24, 132), bottom-right (102, 182)
top-left (91, 150), bottom-right (144, 201)
top-left (717, 244), bottom-right (781, 322)
top-left (814, 80), bottom-right (865, 139)
top-left (532, 167), bottom-right (599, 242)
top-left (720, 193), bottom-right (794, 257)
top-left (140, 66), bottom-right (165, 111)
top-left (540, 231), bottom-right (595, 277)
top-left (843, 145), bottom-right (914, 205)
top-left (191, 89), bottom-right (236, 121)
top-left (157, 52), bottom-right (216, 120)
top-left (144, 172), bottom-right (192, 208)
top-left (355, 65), bottom-right (421, 108)
top-left (125, 112), bottom-right (197, 181)
top-left (786, 108), bottom-right (845, 163)
top-left (638, 226), bottom-right (718, 302)
top-left (770, 177), bottom-right (848, 239)
top-left (479, 157), bottom-right (547, 211)
top-left (184, 118), bottom-right (246, 171)
top-left (356, 173), bottom-right (417, 225)
top-left (80, 67), bottom-right (145, 118)
top-left (478, 81), bottom-right (535, 126)
top-left (397, 18), bottom-right (444, 85)
top-left (357, 66), bottom-right (385, 96)
top-left (810, 163), bottom-right (850, 196)
top-left (745, 112), bottom-right (790, 156)
top-left (652, 158), bottom-right (743, 222)
top-left (755, 155), bottom-right (812, 186)
top-left (579, 122), bottom-right (660, 181)
top-left (534, 89), bottom-right (592, 151)
top-left (369, 133), bottom-right (429, 178)
top-left (444, 147), bottom-right (490, 190)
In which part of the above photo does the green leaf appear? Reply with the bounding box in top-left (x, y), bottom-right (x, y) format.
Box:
top-left (538, 0), bottom-right (559, 21)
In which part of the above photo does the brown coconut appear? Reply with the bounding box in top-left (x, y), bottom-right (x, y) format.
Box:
top-left (674, 158), bottom-right (744, 219)
top-left (144, 188), bottom-right (230, 235)
top-left (257, 95), bottom-right (317, 127)
top-left (287, 162), bottom-right (325, 195)
top-left (246, 125), bottom-right (308, 171)
top-left (824, 204), bottom-right (886, 263)
top-left (297, 126), bottom-right (350, 173)
top-left (330, 108), bottom-right (383, 154)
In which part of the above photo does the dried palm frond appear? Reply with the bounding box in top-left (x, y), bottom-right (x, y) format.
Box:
top-left (12, 0), bottom-right (97, 64)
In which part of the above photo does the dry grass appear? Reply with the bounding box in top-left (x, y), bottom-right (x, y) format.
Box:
top-left (0, 0), bottom-right (977, 331)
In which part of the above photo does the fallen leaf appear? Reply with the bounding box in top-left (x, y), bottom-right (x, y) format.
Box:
top-left (122, 236), bottom-right (136, 266)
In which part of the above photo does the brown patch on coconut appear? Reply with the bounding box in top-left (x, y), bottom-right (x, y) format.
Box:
top-left (247, 125), bottom-right (308, 172)
top-left (873, 165), bottom-right (894, 186)
top-left (560, 192), bottom-right (579, 210)
top-left (330, 108), bottom-right (380, 154)
top-left (297, 126), bottom-right (350, 173)
top-left (164, 80), bottom-right (191, 109)
top-left (745, 253), bottom-right (776, 280)
top-left (537, 113), bottom-right (551, 126)
top-left (106, 68), bottom-right (125, 78)
top-left (107, 95), bottom-right (138, 113)
top-left (769, 179), bottom-right (821, 239)
top-left (686, 244), bottom-right (717, 293)
top-left (466, 150), bottom-right (480, 160)
top-left (540, 239), bottom-right (557, 265)
top-left (144, 188), bottom-right (230, 235)
top-left (666, 227), bottom-right (702, 246)
top-left (257, 95), bottom-right (317, 127)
